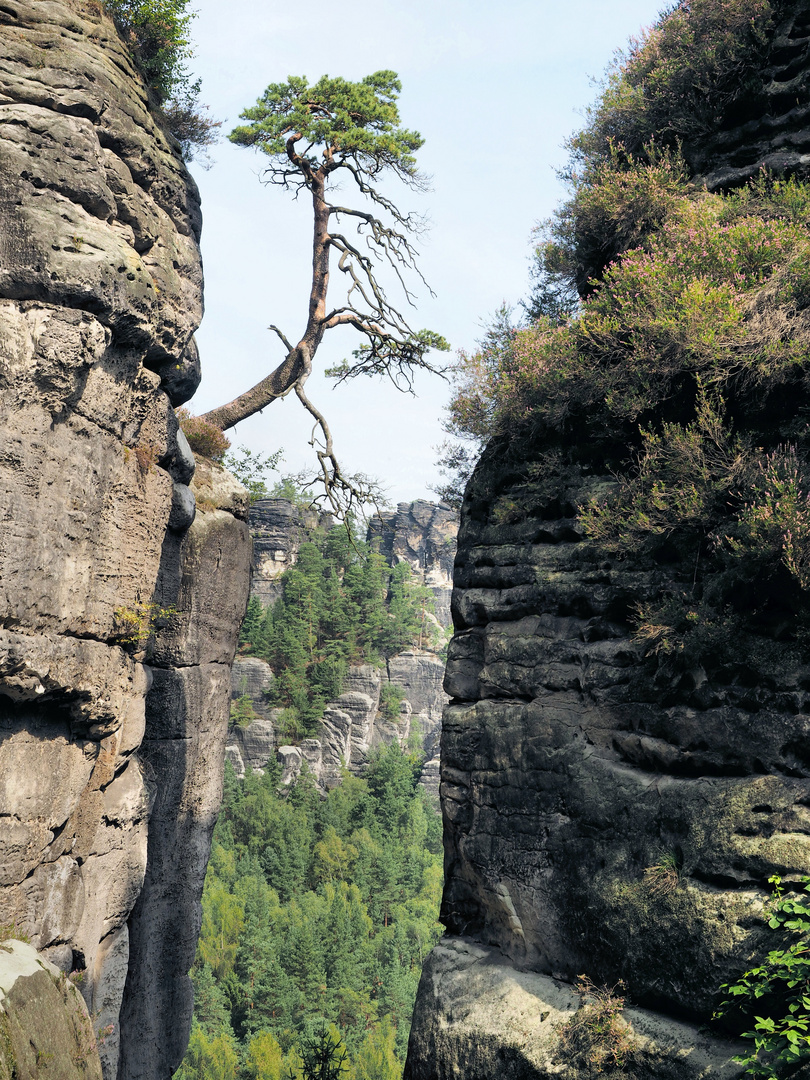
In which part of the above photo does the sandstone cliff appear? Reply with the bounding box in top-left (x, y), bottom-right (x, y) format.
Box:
top-left (0, 5), bottom-right (249, 1078)
top-left (405, 4), bottom-right (810, 1078)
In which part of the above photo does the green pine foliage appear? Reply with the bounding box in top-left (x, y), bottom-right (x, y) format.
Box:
top-left (176, 746), bottom-right (444, 1080)
top-left (239, 526), bottom-right (437, 735)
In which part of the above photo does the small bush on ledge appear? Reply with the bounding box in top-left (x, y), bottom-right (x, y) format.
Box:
top-left (102, 0), bottom-right (221, 160)
top-left (176, 409), bottom-right (230, 463)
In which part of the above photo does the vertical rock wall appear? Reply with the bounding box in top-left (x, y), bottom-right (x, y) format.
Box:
top-left (0, 4), bottom-right (250, 1078)
top-left (406, 6), bottom-right (810, 1078)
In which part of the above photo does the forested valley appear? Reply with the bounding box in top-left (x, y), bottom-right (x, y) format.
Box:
top-left (176, 522), bottom-right (446, 1080)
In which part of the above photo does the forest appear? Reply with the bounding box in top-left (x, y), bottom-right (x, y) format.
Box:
top-left (175, 749), bottom-right (443, 1080)
top-left (174, 519), bottom-right (445, 1079)
top-left (236, 523), bottom-right (441, 739)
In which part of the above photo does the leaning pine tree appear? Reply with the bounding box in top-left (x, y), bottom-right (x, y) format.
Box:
top-left (200, 72), bottom-right (449, 513)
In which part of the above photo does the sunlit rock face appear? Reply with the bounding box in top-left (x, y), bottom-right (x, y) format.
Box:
top-left (0, 940), bottom-right (104, 1080)
top-left (0, 5), bottom-right (250, 1079)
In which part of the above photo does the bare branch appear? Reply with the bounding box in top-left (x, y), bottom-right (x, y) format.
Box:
top-left (327, 330), bottom-right (449, 393)
top-left (268, 324), bottom-right (294, 352)
top-left (293, 378), bottom-right (383, 519)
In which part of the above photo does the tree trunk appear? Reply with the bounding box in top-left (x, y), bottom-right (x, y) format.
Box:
top-left (199, 173), bottom-right (331, 431)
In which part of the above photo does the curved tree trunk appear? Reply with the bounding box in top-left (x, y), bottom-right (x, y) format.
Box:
top-left (200, 173), bottom-right (332, 432)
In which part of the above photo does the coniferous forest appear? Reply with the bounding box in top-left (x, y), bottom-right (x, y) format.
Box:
top-left (176, 523), bottom-right (445, 1080)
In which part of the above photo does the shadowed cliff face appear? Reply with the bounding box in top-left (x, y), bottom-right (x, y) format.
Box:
top-left (0, 4), bottom-right (250, 1078)
top-left (405, 7), bottom-right (810, 1080)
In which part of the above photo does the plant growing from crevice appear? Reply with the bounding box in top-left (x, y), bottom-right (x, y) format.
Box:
top-left (642, 852), bottom-right (682, 898)
top-left (113, 601), bottom-right (176, 646)
top-left (556, 976), bottom-right (638, 1074)
top-left (176, 408), bottom-right (231, 463)
top-left (378, 683), bottom-right (406, 723)
top-left (714, 875), bottom-right (810, 1078)
top-left (198, 72), bottom-right (448, 517)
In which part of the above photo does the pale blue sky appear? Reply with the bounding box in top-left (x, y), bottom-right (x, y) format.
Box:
top-left (187, 0), bottom-right (664, 504)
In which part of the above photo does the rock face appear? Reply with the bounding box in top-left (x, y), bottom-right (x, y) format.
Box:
top-left (406, 938), bottom-right (743, 1080)
top-left (0, 6), bottom-right (250, 1079)
top-left (438, 495), bottom-right (810, 988)
top-left (405, 9), bottom-right (810, 1077)
top-left (369, 499), bottom-right (458, 627)
top-left (0, 939), bottom-right (104, 1080)
top-left (687, 4), bottom-right (810, 190)
top-left (249, 499), bottom-right (327, 607)
top-left (407, 464), bottom-right (810, 1078)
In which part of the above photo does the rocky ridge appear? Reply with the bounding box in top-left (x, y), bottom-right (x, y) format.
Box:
top-left (226, 499), bottom-right (458, 791)
top-left (0, 5), bottom-right (249, 1079)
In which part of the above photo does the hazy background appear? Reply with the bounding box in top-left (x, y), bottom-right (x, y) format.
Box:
top-left (187, 0), bottom-right (664, 504)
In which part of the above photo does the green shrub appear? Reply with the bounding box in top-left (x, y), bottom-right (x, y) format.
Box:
top-left (556, 977), bottom-right (638, 1073)
top-left (103, 0), bottom-right (195, 101)
top-left (222, 446), bottom-right (284, 503)
top-left (570, 0), bottom-right (774, 167)
top-left (102, 0), bottom-right (220, 159)
top-left (230, 694), bottom-right (258, 729)
top-left (518, 0), bottom-right (778, 319)
top-left (715, 876), bottom-right (810, 1078)
top-left (176, 408), bottom-right (231, 463)
top-left (378, 683), bottom-right (406, 723)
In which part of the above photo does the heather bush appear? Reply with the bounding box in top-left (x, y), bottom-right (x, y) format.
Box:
top-left (570, 0), bottom-right (775, 166)
top-left (176, 409), bottom-right (231, 463)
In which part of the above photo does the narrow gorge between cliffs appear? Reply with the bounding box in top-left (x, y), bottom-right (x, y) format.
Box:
top-left (3, 2), bottom-right (810, 1080)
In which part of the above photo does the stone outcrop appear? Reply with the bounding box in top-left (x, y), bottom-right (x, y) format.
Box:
top-left (688, 4), bottom-right (810, 190)
top-left (0, 5), bottom-right (249, 1079)
top-left (406, 938), bottom-right (743, 1080)
top-left (368, 499), bottom-right (457, 627)
top-left (405, 477), bottom-right (801, 1080)
top-left (0, 939), bottom-right (104, 1080)
top-left (248, 498), bottom-right (327, 607)
top-left (117, 464), bottom-right (249, 1080)
top-left (407, 459), bottom-right (810, 1078)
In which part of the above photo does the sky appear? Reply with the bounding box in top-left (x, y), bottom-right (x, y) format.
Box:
top-left (186, 0), bottom-right (665, 506)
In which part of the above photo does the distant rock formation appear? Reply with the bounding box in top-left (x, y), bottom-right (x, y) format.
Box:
top-left (248, 498), bottom-right (328, 607)
top-left (226, 499), bottom-right (458, 790)
top-left (0, 6), bottom-right (249, 1079)
top-left (368, 499), bottom-right (458, 627)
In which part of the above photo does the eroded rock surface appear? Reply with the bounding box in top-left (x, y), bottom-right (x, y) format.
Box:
top-left (405, 938), bottom-right (743, 1080)
top-left (0, 939), bottom-right (104, 1080)
top-left (369, 499), bottom-right (457, 627)
top-left (406, 9), bottom-right (810, 1074)
top-left (249, 498), bottom-right (328, 607)
top-left (0, 5), bottom-right (249, 1078)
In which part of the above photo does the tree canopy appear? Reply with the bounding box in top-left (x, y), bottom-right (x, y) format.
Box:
top-left (200, 72), bottom-right (448, 516)
top-left (174, 748), bottom-right (443, 1080)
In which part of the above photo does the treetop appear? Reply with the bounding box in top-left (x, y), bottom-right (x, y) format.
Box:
top-left (229, 71), bottom-right (425, 185)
